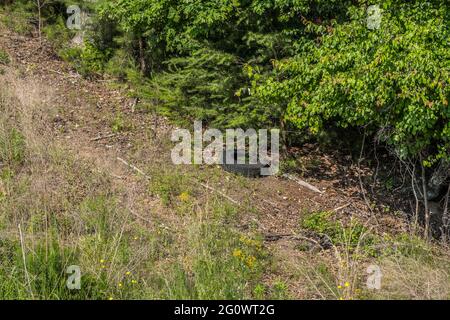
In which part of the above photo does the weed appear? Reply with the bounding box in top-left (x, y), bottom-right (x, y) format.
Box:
top-left (0, 127), bottom-right (26, 167)
top-left (0, 4), bottom-right (33, 36)
top-left (156, 223), bottom-right (266, 299)
top-left (301, 211), bottom-right (375, 253)
top-left (149, 168), bottom-right (192, 207)
top-left (0, 49), bottom-right (10, 65)
top-left (111, 113), bottom-right (132, 133)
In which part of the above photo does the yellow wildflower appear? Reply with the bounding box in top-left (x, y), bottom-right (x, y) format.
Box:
top-left (131, 280), bottom-right (137, 284)
top-left (126, 271), bottom-right (131, 276)
top-left (246, 256), bottom-right (256, 269)
top-left (233, 249), bottom-right (243, 257)
top-left (344, 282), bottom-right (350, 288)
top-left (179, 192), bottom-right (190, 202)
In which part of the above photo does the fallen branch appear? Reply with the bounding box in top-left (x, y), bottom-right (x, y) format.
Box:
top-left (332, 203), bottom-right (351, 212)
top-left (90, 133), bottom-right (117, 142)
top-left (282, 173), bottom-right (323, 194)
top-left (197, 181), bottom-right (240, 206)
top-left (441, 184), bottom-right (450, 241)
top-left (357, 133), bottom-right (375, 217)
top-left (117, 157), bottom-right (149, 179)
top-left (129, 209), bottom-right (152, 224)
top-left (264, 232), bottom-right (324, 248)
top-left (43, 67), bottom-right (80, 79)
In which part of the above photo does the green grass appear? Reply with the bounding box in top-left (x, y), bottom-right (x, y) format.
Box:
top-left (0, 3), bottom-right (34, 36)
top-left (111, 112), bottom-right (133, 133)
top-left (0, 49), bottom-right (10, 65)
top-left (149, 223), bottom-right (267, 299)
top-left (0, 240), bottom-right (111, 300)
top-left (148, 167), bottom-right (193, 207)
top-left (301, 211), bottom-right (378, 256)
top-left (0, 83), bottom-right (271, 300)
top-left (0, 127), bottom-right (26, 167)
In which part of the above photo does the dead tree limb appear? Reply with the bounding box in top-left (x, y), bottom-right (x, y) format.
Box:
top-left (197, 181), bottom-right (240, 206)
top-left (90, 133), bottom-right (116, 142)
top-left (282, 173), bottom-right (323, 194)
top-left (442, 184), bottom-right (450, 241)
top-left (419, 154), bottom-right (430, 240)
top-left (117, 157), bottom-right (149, 179)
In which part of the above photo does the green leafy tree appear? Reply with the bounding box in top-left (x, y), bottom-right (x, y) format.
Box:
top-left (255, 0), bottom-right (449, 163)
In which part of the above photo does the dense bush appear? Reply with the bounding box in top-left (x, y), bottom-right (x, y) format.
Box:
top-left (1, 0), bottom-right (448, 162)
top-left (99, 0), bottom-right (448, 163)
top-left (95, 0), bottom-right (358, 129)
top-left (254, 1), bottom-right (449, 163)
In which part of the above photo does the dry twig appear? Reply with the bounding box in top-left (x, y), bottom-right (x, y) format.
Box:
top-left (282, 173), bottom-right (323, 194)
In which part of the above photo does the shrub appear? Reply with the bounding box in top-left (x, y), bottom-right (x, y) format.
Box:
top-left (301, 211), bottom-right (373, 251)
top-left (256, 1), bottom-right (449, 163)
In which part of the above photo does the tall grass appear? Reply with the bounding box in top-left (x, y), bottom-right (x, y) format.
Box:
top-left (0, 78), bottom-right (271, 300)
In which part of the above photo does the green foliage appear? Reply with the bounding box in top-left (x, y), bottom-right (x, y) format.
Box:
top-left (60, 41), bottom-right (111, 77)
top-left (256, 1), bottom-right (449, 162)
top-left (382, 233), bottom-right (435, 262)
top-left (0, 127), bottom-right (26, 167)
top-left (43, 15), bottom-right (72, 50)
top-left (0, 0), bottom-right (34, 35)
top-left (94, 0), bottom-right (449, 164)
top-left (104, 48), bottom-right (136, 81)
top-left (141, 48), bottom-right (243, 125)
top-left (149, 168), bottom-right (192, 206)
top-left (4, 1), bottom-right (446, 164)
top-left (157, 224), bottom-right (266, 299)
top-left (96, 0), bottom-right (356, 130)
top-left (301, 211), bottom-right (372, 250)
top-left (0, 49), bottom-right (10, 65)
top-left (302, 211), bottom-right (336, 235)
top-left (110, 112), bottom-right (132, 133)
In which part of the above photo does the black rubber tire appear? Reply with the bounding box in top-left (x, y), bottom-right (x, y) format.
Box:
top-left (221, 162), bottom-right (267, 177)
top-left (220, 149), bottom-right (268, 177)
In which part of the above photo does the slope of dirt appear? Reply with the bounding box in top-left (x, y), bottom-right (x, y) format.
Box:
top-left (0, 27), bottom-right (411, 299)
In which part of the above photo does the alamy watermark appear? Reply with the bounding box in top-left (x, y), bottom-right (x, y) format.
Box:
top-left (366, 264), bottom-right (382, 290)
top-left (67, 2), bottom-right (383, 31)
top-left (66, 265), bottom-right (81, 290)
top-left (66, 0), bottom-right (99, 30)
top-left (171, 121), bottom-right (280, 176)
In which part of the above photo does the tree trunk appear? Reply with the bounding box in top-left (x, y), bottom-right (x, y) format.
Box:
top-left (37, 0), bottom-right (42, 44)
top-left (442, 184), bottom-right (450, 241)
top-left (420, 155), bottom-right (430, 239)
top-left (138, 37), bottom-right (146, 76)
top-left (280, 117), bottom-right (288, 158)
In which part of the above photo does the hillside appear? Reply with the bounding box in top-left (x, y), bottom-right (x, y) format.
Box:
top-left (0, 1), bottom-right (449, 300)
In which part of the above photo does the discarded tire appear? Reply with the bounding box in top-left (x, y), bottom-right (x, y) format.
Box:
top-left (220, 149), bottom-right (268, 178)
